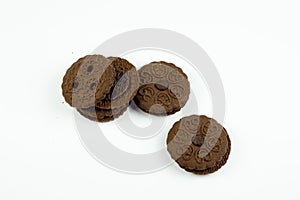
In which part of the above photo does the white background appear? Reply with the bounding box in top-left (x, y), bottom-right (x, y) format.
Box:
top-left (1, 0), bottom-right (300, 199)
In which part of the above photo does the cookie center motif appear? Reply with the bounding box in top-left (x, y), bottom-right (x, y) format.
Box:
top-left (192, 134), bottom-right (204, 147)
top-left (72, 81), bottom-right (79, 89)
top-left (154, 80), bottom-right (169, 91)
top-left (87, 65), bottom-right (93, 72)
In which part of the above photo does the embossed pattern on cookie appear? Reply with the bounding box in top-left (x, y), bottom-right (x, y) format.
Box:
top-left (166, 115), bottom-right (231, 175)
top-left (134, 61), bottom-right (190, 115)
top-left (62, 55), bottom-right (116, 108)
top-left (96, 57), bottom-right (139, 109)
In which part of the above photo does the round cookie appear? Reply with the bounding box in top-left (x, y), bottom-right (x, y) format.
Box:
top-left (96, 57), bottom-right (139, 109)
top-left (134, 61), bottom-right (190, 115)
top-left (77, 105), bottom-right (127, 122)
top-left (62, 55), bottom-right (116, 108)
top-left (166, 115), bottom-right (231, 175)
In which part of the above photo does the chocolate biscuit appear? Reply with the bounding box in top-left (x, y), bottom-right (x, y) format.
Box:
top-left (96, 57), bottom-right (139, 109)
top-left (166, 115), bottom-right (231, 175)
top-left (62, 55), bottom-right (116, 108)
top-left (134, 61), bottom-right (190, 115)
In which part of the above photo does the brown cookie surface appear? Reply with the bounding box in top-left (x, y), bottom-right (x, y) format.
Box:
top-left (166, 115), bottom-right (231, 175)
top-left (77, 105), bottom-right (127, 122)
top-left (134, 61), bottom-right (190, 115)
top-left (96, 57), bottom-right (139, 109)
top-left (62, 55), bottom-right (116, 108)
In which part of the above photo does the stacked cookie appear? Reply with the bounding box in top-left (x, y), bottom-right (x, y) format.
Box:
top-left (62, 55), bottom-right (139, 122)
top-left (62, 57), bottom-right (190, 122)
